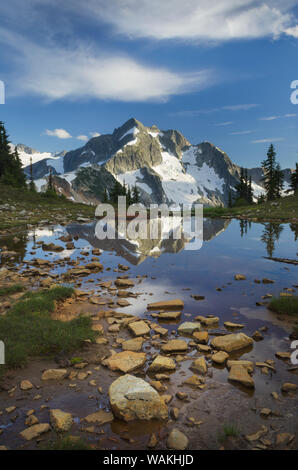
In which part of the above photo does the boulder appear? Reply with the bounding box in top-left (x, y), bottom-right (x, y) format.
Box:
top-left (129, 320), bottom-right (150, 336)
top-left (115, 279), bottom-right (135, 288)
top-left (20, 423), bottom-right (51, 441)
top-left (20, 380), bottom-right (34, 391)
top-left (193, 331), bottom-right (209, 344)
top-left (41, 369), bottom-right (67, 381)
top-left (109, 374), bottom-right (168, 421)
top-left (211, 351), bottom-right (229, 364)
top-left (50, 409), bottom-right (73, 432)
top-left (167, 428), bottom-right (189, 450)
top-left (106, 351), bottom-right (146, 373)
top-left (161, 339), bottom-right (188, 353)
top-left (211, 333), bottom-right (253, 352)
top-left (148, 355), bottom-right (176, 372)
top-left (281, 382), bottom-right (298, 393)
top-left (178, 322), bottom-right (201, 335)
top-left (191, 357), bottom-right (207, 375)
top-left (122, 338), bottom-right (144, 352)
top-left (228, 365), bottom-right (255, 388)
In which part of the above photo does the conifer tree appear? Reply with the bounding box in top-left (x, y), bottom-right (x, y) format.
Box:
top-left (29, 156), bottom-right (36, 192)
top-left (290, 163), bottom-right (298, 194)
top-left (261, 144), bottom-right (284, 201)
top-left (132, 184), bottom-right (140, 203)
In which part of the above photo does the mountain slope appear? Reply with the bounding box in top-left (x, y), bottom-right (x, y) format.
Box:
top-left (23, 118), bottom-right (293, 207)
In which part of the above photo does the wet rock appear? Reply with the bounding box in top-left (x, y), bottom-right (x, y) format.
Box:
top-left (50, 409), bottom-right (73, 432)
top-left (275, 433), bottom-right (295, 447)
top-left (211, 351), bottom-right (229, 364)
top-left (178, 322), bottom-right (201, 335)
top-left (109, 374), bottom-right (168, 422)
top-left (148, 433), bottom-right (158, 448)
top-left (281, 382), bottom-right (298, 393)
top-left (20, 380), bottom-right (34, 391)
top-left (161, 339), bottom-right (188, 353)
top-left (224, 321), bottom-right (244, 329)
top-left (195, 316), bottom-right (219, 327)
top-left (147, 299), bottom-right (184, 310)
top-left (260, 408), bottom-right (271, 417)
top-left (183, 375), bottom-right (205, 388)
top-left (227, 360), bottom-right (254, 373)
top-left (148, 355), bottom-right (176, 372)
top-left (262, 278), bottom-right (274, 284)
top-left (275, 352), bottom-right (291, 360)
top-left (191, 357), bottom-right (207, 375)
top-left (171, 407), bottom-right (180, 420)
top-left (157, 311), bottom-right (181, 320)
top-left (129, 320), bottom-right (150, 336)
top-left (245, 425), bottom-right (268, 442)
top-left (41, 369), bottom-right (67, 381)
top-left (20, 423), bottom-right (51, 441)
top-left (122, 337), bottom-right (144, 352)
top-left (83, 410), bottom-right (113, 425)
top-left (115, 279), bottom-right (135, 288)
top-left (25, 415), bottom-right (39, 426)
top-left (228, 365), bottom-right (254, 388)
top-left (193, 331), bottom-right (209, 344)
top-left (234, 274), bottom-right (246, 280)
top-left (252, 330), bottom-right (264, 341)
top-left (167, 428), bottom-right (189, 450)
top-left (106, 351), bottom-right (146, 373)
top-left (211, 333), bottom-right (253, 353)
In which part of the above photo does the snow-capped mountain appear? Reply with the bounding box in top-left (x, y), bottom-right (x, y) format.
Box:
top-left (10, 143), bottom-right (66, 169)
top-left (23, 118), bottom-right (293, 206)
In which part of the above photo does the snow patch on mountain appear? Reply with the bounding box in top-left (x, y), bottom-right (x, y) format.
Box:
top-left (116, 169), bottom-right (152, 195)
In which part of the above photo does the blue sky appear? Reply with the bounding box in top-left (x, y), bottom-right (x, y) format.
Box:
top-left (1, 0), bottom-right (298, 168)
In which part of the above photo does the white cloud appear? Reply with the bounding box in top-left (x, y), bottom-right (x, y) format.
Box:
top-left (230, 130), bottom-right (254, 135)
top-left (77, 134), bottom-right (88, 141)
top-left (284, 25), bottom-right (298, 37)
top-left (251, 137), bottom-right (284, 144)
top-left (259, 116), bottom-right (280, 121)
top-left (0, 29), bottom-right (213, 103)
top-left (72, 0), bottom-right (298, 42)
top-left (215, 121), bottom-right (233, 126)
top-left (170, 104), bottom-right (259, 117)
top-left (90, 132), bottom-right (101, 137)
top-left (45, 128), bottom-right (72, 139)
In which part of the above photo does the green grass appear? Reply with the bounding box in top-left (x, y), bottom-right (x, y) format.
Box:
top-left (203, 194), bottom-right (298, 222)
top-left (217, 423), bottom-right (240, 443)
top-left (268, 296), bottom-right (298, 316)
top-left (42, 436), bottom-right (92, 450)
top-left (0, 286), bottom-right (97, 372)
top-left (0, 183), bottom-right (94, 230)
top-left (0, 284), bottom-right (25, 296)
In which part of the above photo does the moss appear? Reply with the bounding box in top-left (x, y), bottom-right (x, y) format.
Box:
top-left (0, 287), bottom-right (97, 372)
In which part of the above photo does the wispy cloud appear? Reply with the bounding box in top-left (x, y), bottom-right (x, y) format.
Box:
top-left (170, 104), bottom-right (259, 117)
top-left (251, 137), bottom-right (284, 144)
top-left (230, 130), bottom-right (254, 135)
top-left (45, 128), bottom-right (72, 139)
top-left (77, 135), bottom-right (89, 142)
top-left (67, 0), bottom-right (298, 42)
top-left (0, 28), bottom-right (214, 103)
top-left (90, 132), bottom-right (101, 137)
top-left (215, 121), bottom-right (233, 126)
top-left (259, 113), bottom-right (297, 121)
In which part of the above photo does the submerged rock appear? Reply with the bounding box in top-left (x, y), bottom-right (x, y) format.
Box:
top-left (167, 428), bottom-right (189, 450)
top-left (109, 374), bottom-right (168, 422)
top-left (178, 322), bottom-right (201, 335)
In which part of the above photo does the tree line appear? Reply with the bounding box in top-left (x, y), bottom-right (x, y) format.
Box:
top-left (231, 143), bottom-right (298, 206)
top-left (103, 180), bottom-right (141, 205)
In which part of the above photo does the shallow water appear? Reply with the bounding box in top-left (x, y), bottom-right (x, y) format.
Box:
top-left (0, 217), bottom-right (297, 449)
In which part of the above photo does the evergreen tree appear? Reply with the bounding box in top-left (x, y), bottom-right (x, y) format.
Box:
top-left (0, 122), bottom-right (27, 187)
top-left (132, 184), bottom-right (140, 203)
top-left (261, 144), bottom-right (284, 201)
top-left (126, 185), bottom-right (132, 205)
top-left (29, 156), bottom-right (36, 192)
top-left (290, 163), bottom-right (298, 194)
top-left (48, 167), bottom-right (53, 191)
top-left (110, 180), bottom-right (124, 203)
top-left (103, 187), bottom-right (109, 203)
top-left (235, 167), bottom-right (254, 204)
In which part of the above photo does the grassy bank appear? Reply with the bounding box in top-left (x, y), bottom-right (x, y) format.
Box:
top-left (0, 184), bottom-right (94, 231)
top-left (0, 286), bottom-right (97, 372)
top-left (0, 284), bottom-right (25, 296)
top-left (268, 296), bottom-right (298, 316)
top-left (203, 194), bottom-right (298, 222)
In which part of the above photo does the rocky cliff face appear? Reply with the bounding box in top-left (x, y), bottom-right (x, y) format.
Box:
top-left (23, 118), bottom-right (293, 207)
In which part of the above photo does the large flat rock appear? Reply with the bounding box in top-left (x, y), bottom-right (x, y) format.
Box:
top-left (147, 299), bottom-right (184, 310)
top-left (211, 333), bottom-right (253, 352)
top-left (109, 374), bottom-right (168, 421)
top-left (106, 351), bottom-right (146, 373)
